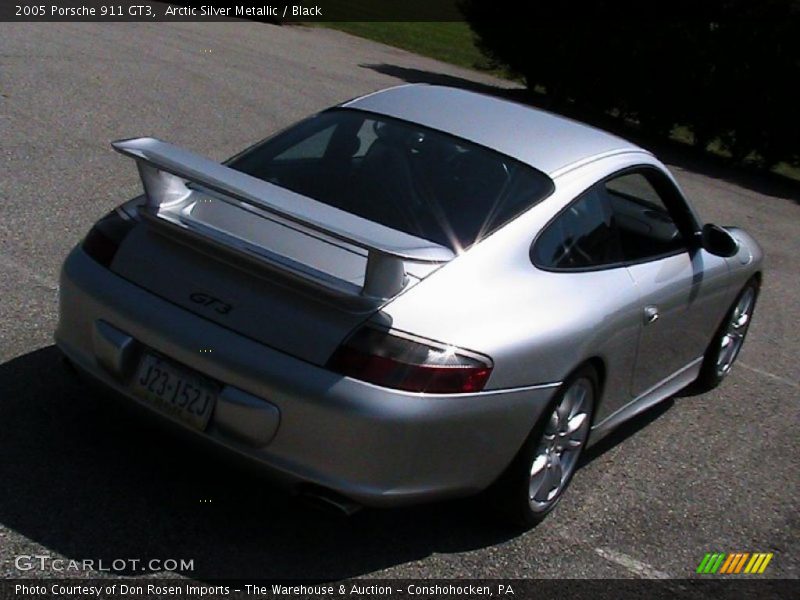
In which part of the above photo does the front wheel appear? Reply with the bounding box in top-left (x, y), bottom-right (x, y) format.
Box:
top-left (491, 365), bottom-right (597, 527)
top-left (695, 279), bottom-right (759, 391)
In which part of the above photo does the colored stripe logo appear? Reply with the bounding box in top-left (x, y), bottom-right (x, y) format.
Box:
top-left (696, 552), bottom-right (773, 574)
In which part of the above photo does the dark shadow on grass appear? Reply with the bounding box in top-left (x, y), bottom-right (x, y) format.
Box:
top-left (0, 346), bottom-right (522, 582)
top-left (361, 63), bottom-right (800, 204)
top-left (361, 62), bottom-right (528, 102)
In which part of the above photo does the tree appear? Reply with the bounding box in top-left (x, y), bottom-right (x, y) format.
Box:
top-left (460, 1), bottom-right (800, 166)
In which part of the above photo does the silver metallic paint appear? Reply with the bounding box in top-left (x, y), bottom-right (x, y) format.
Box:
top-left (344, 85), bottom-right (641, 177)
top-left (55, 85), bottom-right (764, 506)
top-left (57, 247), bottom-right (555, 505)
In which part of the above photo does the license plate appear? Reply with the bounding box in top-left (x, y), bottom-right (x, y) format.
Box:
top-left (131, 354), bottom-right (217, 431)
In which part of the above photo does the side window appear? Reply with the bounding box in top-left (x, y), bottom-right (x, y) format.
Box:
top-left (533, 186), bottom-right (623, 269)
top-left (604, 171), bottom-right (685, 262)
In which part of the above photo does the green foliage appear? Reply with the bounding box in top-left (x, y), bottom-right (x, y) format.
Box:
top-left (320, 22), bottom-right (496, 73)
top-left (460, 1), bottom-right (800, 167)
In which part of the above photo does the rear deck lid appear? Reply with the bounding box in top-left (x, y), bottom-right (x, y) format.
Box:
top-left (108, 137), bottom-right (452, 364)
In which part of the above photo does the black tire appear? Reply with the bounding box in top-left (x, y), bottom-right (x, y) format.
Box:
top-left (695, 278), bottom-right (760, 392)
top-left (490, 364), bottom-right (598, 527)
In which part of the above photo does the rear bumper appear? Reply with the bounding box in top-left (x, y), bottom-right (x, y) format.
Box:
top-left (56, 246), bottom-right (558, 506)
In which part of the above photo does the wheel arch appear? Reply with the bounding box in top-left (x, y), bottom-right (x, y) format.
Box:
top-left (583, 356), bottom-right (606, 425)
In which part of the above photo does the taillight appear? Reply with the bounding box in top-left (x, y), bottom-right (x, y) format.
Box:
top-left (82, 207), bottom-right (136, 267)
top-left (327, 326), bottom-right (493, 394)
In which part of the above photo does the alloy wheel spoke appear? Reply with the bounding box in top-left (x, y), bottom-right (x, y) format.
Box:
top-left (528, 377), bottom-right (593, 511)
top-left (719, 345), bottom-right (735, 367)
top-left (564, 413), bottom-right (588, 448)
top-left (717, 289), bottom-right (754, 376)
top-left (536, 453), bottom-right (563, 502)
top-left (556, 397), bottom-right (571, 427)
top-left (528, 452), bottom-right (549, 500)
top-left (727, 331), bottom-right (743, 343)
top-left (568, 385), bottom-right (586, 418)
top-left (565, 412), bottom-right (587, 435)
top-left (732, 291), bottom-right (754, 330)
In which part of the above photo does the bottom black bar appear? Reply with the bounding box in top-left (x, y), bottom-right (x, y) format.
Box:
top-left (0, 579), bottom-right (797, 600)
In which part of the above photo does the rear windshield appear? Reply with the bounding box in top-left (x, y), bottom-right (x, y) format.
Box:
top-left (228, 109), bottom-right (554, 251)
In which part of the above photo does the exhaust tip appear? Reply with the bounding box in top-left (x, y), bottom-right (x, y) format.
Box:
top-left (297, 485), bottom-right (362, 517)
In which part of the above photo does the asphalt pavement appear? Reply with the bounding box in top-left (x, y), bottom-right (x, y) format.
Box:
top-left (0, 22), bottom-right (798, 581)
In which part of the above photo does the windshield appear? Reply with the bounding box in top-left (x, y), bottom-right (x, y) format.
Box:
top-left (228, 109), bottom-right (554, 251)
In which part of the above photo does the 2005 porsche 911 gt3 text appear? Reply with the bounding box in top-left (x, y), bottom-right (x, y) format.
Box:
top-left (56, 85), bottom-right (762, 525)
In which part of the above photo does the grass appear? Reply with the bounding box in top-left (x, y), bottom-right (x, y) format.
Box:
top-left (315, 22), bottom-right (504, 76)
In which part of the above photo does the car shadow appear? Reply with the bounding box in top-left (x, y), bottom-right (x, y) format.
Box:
top-left (0, 346), bottom-right (684, 581)
top-left (361, 62), bottom-right (529, 104)
top-left (0, 346), bottom-right (524, 581)
top-left (580, 400), bottom-right (675, 467)
top-left (361, 63), bottom-right (800, 205)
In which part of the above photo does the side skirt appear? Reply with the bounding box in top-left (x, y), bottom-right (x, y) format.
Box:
top-left (587, 357), bottom-right (703, 447)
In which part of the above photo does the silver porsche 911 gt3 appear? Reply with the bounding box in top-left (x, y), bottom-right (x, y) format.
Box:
top-left (56, 85), bottom-right (763, 524)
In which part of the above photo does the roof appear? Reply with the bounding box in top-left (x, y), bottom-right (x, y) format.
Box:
top-left (343, 85), bottom-right (643, 176)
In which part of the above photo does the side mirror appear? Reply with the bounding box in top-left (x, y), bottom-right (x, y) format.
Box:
top-left (700, 223), bottom-right (739, 257)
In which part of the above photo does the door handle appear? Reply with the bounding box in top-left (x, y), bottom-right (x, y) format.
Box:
top-left (644, 305), bottom-right (659, 325)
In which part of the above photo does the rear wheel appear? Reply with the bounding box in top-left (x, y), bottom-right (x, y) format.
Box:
top-left (695, 279), bottom-right (759, 391)
top-left (492, 365), bottom-right (597, 527)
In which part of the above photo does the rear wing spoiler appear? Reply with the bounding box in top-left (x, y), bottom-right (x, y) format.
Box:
top-left (111, 137), bottom-right (454, 302)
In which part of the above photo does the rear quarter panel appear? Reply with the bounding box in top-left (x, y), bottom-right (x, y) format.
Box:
top-left (381, 153), bottom-right (663, 406)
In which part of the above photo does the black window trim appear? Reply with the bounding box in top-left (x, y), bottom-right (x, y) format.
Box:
top-left (530, 164), bottom-right (701, 273)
